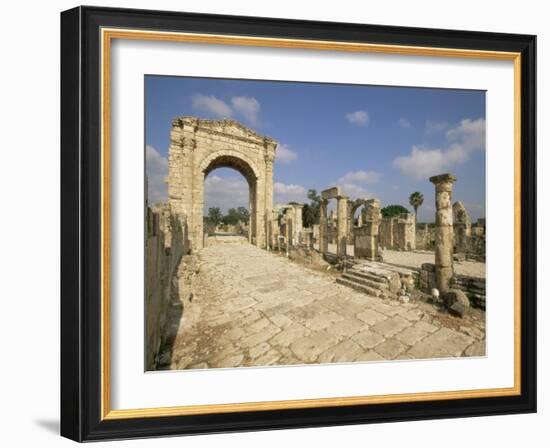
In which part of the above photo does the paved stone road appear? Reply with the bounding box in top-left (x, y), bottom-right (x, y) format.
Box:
top-left (159, 236), bottom-right (485, 370)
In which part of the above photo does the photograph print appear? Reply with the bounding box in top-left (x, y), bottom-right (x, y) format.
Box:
top-left (144, 76), bottom-right (487, 371)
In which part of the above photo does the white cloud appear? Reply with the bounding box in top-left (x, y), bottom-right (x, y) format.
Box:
top-left (274, 182), bottom-right (307, 204)
top-left (340, 183), bottom-right (373, 199)
top-left (275, 143), bottom-right (298, 164)
top-left (393, 118), bottom-right (486, 180)
top-left (345, 110), bottom-right (369, 126)
top-left (399, 117), bottom-right (412, 128)
top-left (192, 94), bottom-right (233, 117)
top-left (445, 117), bottom-right (486, 149)
top-left (145, 145), bottom-right (168, 204)
top-left (231, 96), bottom-right (260, 125)
top-left (191, 93), bottom-right (263, 126)
top-left (335, 170), bottom-right (380, 199)
top-left (338, 170), bottom-right (381, 185)
top-left (204, 174), bottom-right (249, 212)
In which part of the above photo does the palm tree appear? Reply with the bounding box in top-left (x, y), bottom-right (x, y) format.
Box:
top-left (409, 192), bottom-right (424, 223)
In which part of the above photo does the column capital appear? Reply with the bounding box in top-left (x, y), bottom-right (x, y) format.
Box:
top-left (429, 173), bottom-right (456, 185)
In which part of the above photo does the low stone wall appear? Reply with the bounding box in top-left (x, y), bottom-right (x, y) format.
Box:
top-left (419, 262), bottom-right (485, 310)
top-left (450, 275), bottom-right (486, 309)
top-left (145, 204), bottom-right (190, 370)
top-left (419, 262), bottom-right (437, 291)
top-left (467, 234), bottom-right (486, 262)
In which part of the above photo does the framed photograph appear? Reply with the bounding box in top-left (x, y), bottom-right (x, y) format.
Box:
top-left (60, 6), bottom-right (536, 441)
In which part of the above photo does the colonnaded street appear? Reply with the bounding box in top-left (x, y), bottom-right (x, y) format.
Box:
top-left (157, 235), bottom-right (486, 370)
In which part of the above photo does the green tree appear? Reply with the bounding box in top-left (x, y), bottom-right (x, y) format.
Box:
top-left (222, 208), bottom-right (238, 225)
top-left (206, 207), bottom-right (223, 226)
top-left (409, 191), bottom-right (424, 222)
top-left (222, 207), bottom-right (250, 225)
top-left (303, 189), bottom-right (321, 227)
top-left (381, 204), bottom-right (409, 218)
top-left (236, 206), bottom-right (250, 224)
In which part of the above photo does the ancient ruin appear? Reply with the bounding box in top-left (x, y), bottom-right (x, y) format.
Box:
top-left (167, 117), bottom-right (277, 250)
top-left (146, 118), bottom-right (486, 370)
top-left (453, 201), bottom-right (472, 254)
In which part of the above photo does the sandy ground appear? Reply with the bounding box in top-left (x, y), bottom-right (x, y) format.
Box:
top-left (321, 243), bottom-right (485, 278)
top-left (381, 250), bottom-right (486, 278)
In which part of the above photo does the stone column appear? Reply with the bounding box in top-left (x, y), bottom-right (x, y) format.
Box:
top-left (304, 230), bottom-right (314, 249)
top-left (286, 217), bottom-right (293, 256)
top-left (347, 201), bottom-right (354, 241)
top-left (429, 173), bottom-right (457, 293)
top-left (319, 199), bottom-right (328, 255)
top-left (364, 199), bottom-right (381, 260)
top-left (269, 210), bottom-right (278, 249)
top-left (293, 205), bottom-right (303, 244)
top-left (337, 195), bottom-right (349, 257)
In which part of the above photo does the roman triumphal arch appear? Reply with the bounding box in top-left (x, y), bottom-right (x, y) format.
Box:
top-left (167, 116), bottom-right (277, 250)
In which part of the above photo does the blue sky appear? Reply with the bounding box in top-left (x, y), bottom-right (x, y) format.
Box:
top-left (145, 76), bottom-right (486, 222)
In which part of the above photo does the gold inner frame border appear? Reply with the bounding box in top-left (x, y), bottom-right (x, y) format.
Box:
top-left (99, 27), bottom-right (522, 420)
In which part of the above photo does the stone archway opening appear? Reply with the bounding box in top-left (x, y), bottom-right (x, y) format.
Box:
top-left (203, 158), bottom-right (257, 244)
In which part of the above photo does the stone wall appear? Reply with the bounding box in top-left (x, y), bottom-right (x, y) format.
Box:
top-left (419, 262), bottom-right (437, 293)
top-left (468, 234), bottom-right (486, 261)
top-left (379, 213), bottom-right (416, 251)
top-left (419, 262), bottom-right (485, 310)
top-left (450, 275), bottom-right (486, 309)
top-left (145, 203), bottom-right (190, 370)
top-left (416, 223), bottom-right (436, 250)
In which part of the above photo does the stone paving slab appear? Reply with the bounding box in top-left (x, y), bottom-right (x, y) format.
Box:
top-left (158, 236), bottom-right (486, 370)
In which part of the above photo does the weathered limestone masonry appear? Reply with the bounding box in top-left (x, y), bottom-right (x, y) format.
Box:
top-left (284, 204), bottom-right (304, 245)
top-left (337, 195), bottom-right (349, 257)
top-left (269, 204), bottom-right (304, 250)
top-left (453, 201), bottom-right (472, 254)
top-left (396, 213), bottom-right (416, 251)
top-left (416, 223), bottom-right (435, 250)
top-left (267, 209), bottom-right (280, 250)
top-left (346, 198), bottom-right (369, 241)
top-left (168, 117), bottom-right (277, 251)
top-left (145, 203), bottom-right (189, 369)
top-left (379, 213), bottom-right (416, 251)
top-left (379, 216), bottom-right (394, 248)
top-left (354, 199), bottom-right (381, 260)
top-left (429, 173), bottom-right (456, 293)
top-left (319, 186), bottom-right (349, 257)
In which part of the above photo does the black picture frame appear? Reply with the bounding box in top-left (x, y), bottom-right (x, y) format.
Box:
top-left (61, 5), bottom-right (536, 442)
